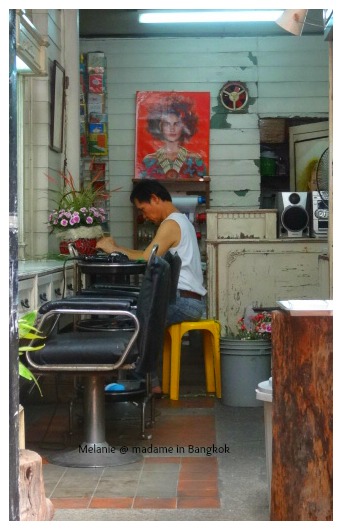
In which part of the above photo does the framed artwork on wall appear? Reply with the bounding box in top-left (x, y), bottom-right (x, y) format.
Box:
top-left (135, 91), bottom-right (210, 179)
top-left (50, 60), bottom-right (65, 153)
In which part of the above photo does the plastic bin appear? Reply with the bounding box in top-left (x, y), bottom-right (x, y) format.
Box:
top-left (220, 338), bottom-right (271, 407)
top-left (256, 377), bottom-right (273, 509)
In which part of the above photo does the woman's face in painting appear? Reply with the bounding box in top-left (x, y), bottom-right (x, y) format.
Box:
top-left (160, 113), bottom-right (184, 142)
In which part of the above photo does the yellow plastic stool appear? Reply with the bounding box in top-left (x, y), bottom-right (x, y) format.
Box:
top-left (162, 319), bottom-right (221, 401)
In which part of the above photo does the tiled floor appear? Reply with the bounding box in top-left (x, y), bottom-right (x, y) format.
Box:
top-left (22, 335), bottom-right (270, 521)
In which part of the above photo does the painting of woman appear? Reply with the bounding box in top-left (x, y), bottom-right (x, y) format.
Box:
top-left (135, 91), bottom-right (210, 179)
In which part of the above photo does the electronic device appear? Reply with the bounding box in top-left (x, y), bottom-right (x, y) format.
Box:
top-left (275, 192), bottom-right (311, 238)
top-left (310, 191), bottom-right (329, 237)
top-left (82, 252), bottom-right (130, 263)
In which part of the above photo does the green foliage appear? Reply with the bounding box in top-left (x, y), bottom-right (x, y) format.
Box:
top-left (18, 310), bottom-right (45, 396)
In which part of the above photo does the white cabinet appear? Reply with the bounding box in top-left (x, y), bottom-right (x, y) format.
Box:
top-left (206, 208), bottom-right (277, 240)
top-left (207, 238), bottom-right (329, 336)
top-left (18, 261), bottom-right (74, 313)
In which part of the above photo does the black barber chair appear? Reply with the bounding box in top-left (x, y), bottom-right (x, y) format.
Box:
top-left (103, 249), bottom-right (181, 430)
top-left (66, 245), bottom-right (181, 440)
top-left (24, 248), bottom-right (171, 467)
top-left (78, 245), bottom-right (181, 308)
top-left (73, 247), bottom-right (181, 438)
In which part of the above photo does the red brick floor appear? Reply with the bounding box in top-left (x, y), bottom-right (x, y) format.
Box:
top-left (26, 396), bottom-right (221, 510)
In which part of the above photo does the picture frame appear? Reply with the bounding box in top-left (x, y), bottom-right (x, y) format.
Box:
top-left (135, 91), bottom-right (210, 179)
top-left (50, 60), bottom-right (65, 153)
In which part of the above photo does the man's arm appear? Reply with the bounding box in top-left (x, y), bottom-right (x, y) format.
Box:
top-left (95, 236), bottom-right (145, 260)
top-left (96, 219), bottom-right (180, 261)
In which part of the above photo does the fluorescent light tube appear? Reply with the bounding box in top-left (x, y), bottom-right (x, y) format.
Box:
top-left (139, 10), bottom-right (284, 24)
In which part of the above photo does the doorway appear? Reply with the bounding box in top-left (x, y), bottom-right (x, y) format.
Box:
top-left (259, 117), bottom-right (328, 209)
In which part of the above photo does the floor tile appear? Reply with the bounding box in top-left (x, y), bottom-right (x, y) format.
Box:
top-left (89, 497), bottom-right (134, 509)
top-left (177, 496), bottom-right (221, 509)
top-left (133, 497), bottom-right (177, 509)
top-left (22, 364), bottom-right (269, 520)
top-left (177, 479), bottom-right (219, 497)
top-left (50, 497), bottom-right (90, 509)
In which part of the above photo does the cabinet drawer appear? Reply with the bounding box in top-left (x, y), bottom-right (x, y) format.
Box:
top-left (65, 268), bottom-right (75, 296)
top-left (51, 272), bottom-right (64, 300)
top-left (18, 278), bottom-right (35, 314)
top-left (37, 274), bottom-right (52, 306)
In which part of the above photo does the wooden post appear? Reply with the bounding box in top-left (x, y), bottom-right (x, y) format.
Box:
top-left (19, 450), bottom-right (54, 521)
top-left (271, 310), bottom-right (332, 520)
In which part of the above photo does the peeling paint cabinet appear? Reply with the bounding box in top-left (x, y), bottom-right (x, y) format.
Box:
top-left (206, 210), bottom-right (329, 335)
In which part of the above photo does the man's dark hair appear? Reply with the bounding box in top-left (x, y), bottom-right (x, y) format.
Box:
top-left (130, 180), bottom-right (172, 204)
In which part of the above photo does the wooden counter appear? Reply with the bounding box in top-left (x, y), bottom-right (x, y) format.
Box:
top-left (271, 309), bottom-right (333, 520)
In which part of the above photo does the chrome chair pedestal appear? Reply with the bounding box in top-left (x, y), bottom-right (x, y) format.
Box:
top-left (48, 374), bottom-right (142, 467)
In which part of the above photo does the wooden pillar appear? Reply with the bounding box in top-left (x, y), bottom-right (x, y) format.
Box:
top-left (271, 310), bottom-right (332, 521)
top-left (19, 450), bottom-right (54, 521)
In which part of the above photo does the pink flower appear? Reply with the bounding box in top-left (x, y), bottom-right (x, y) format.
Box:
top-left (71, 214), bottom-right (80, 224)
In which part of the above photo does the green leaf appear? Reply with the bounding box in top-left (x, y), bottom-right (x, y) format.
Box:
top-left (18, 310), bottom-right (44, 395)
top-left (19, 343), bottom-right (45, 353)
top-left (19, 361), bottom-right (42, 396)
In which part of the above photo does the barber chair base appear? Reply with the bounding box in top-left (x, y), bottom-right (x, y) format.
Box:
top-left (46, 442), bottom-right (142, 468)
top-left (47, 375), bottom-right (143, 468)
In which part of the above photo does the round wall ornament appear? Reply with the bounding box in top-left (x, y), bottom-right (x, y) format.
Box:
top-left (219, 81), bottom-right (249, 111)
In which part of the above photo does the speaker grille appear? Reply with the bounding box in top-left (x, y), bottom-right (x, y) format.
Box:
top-left (282, 206), bottom-right (309, 232)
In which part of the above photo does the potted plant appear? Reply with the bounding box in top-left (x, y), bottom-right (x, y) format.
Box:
top-left (236, 310), bottom-right (272, 341)
top-left (47, 167), bottom-right (118, 255)
top-left (220, 308), bottom-right (272, 407)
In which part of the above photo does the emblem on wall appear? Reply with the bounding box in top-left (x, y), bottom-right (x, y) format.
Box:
top-left (219, 81), bottom-right (249, 111)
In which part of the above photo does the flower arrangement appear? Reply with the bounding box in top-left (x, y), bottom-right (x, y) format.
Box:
top-left (47, 167), bottom-right (110, 236)
top-left (48, 205), bottom-right (106, 233)
top-left (236, 311), bottom-right (272, 340)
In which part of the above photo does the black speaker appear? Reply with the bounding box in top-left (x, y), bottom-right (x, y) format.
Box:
top-left (276, 192), bottom-right (311, 238)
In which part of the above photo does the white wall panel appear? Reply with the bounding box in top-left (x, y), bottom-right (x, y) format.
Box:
top-left (259, 82), bottom-right (328, 98)
top-left (80, 35), bottom-right (329, 247)
top-left (23, 10), bottom-right (72, 258)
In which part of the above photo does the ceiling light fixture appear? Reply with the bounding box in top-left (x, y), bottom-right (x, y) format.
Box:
top-left (276, 9), bottom-right (327, 36)
top-left (139, 10), bottom-right (284, 24)
top-left (275, 9), bottom-right (308, 36)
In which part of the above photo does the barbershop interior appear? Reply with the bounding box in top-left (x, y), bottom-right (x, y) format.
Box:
top-left (9, 8), bottom-right (334, 522)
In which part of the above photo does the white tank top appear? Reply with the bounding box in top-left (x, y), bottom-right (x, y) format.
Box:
top-left (162, 212), bottom-right (206, 296)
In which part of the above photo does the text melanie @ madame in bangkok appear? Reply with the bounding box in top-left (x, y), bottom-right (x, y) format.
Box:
top-left (79, 444), bottom-right (230, 457)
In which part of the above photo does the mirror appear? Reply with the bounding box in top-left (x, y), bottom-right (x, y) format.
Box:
top-left (50, 60), bottom-right (65, 153)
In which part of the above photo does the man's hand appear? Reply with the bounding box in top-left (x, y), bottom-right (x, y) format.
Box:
top-left (96, 236), bottom-right (117, 254)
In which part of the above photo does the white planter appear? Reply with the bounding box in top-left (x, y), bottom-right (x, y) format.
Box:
top-left (54, 225), bottom-right (103, 241)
